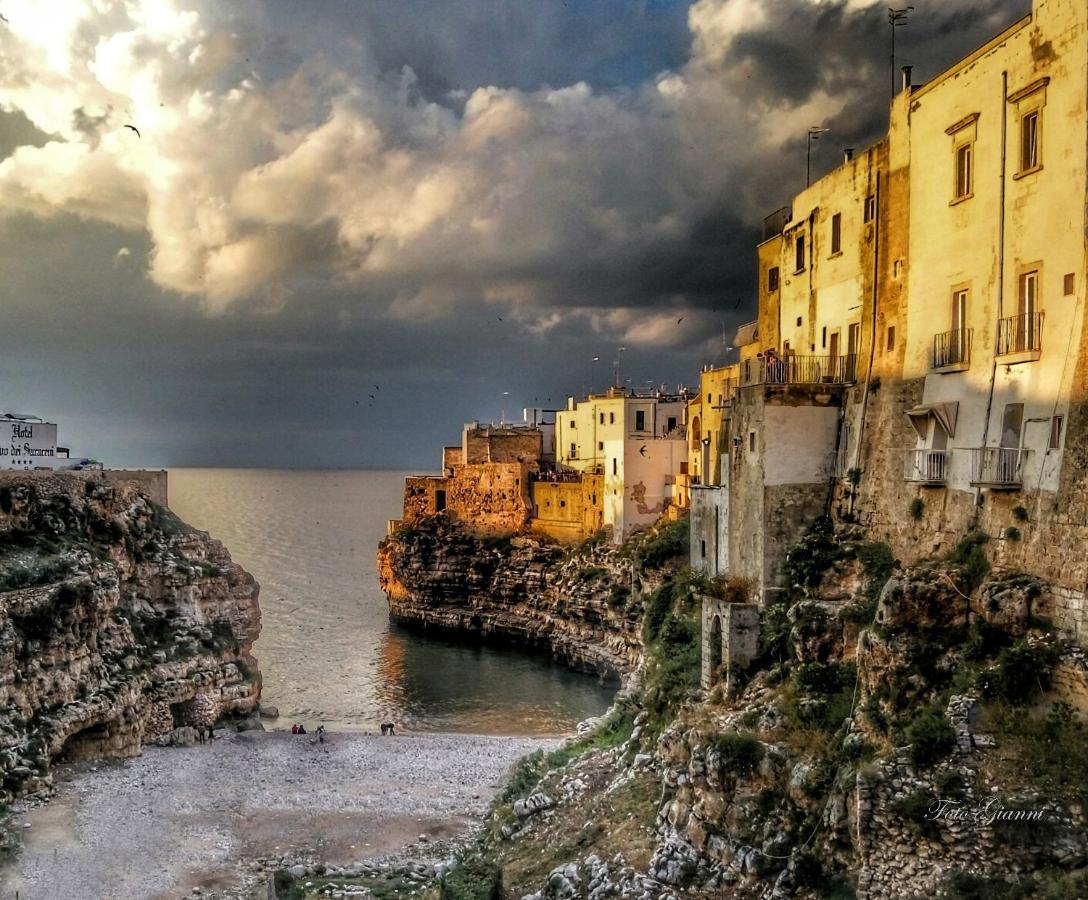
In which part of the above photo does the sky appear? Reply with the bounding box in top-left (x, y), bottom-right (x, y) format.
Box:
top-left (0, 0), bottom-right (1029, 468)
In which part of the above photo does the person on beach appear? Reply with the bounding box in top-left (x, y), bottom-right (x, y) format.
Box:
top-left (291, 723), bottom-right (298, 735)
top-left (316, 724), bottom-right (327, 749)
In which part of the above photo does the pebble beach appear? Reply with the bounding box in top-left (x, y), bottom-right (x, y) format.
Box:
top-left (1, 729), bottom-right (554, 900)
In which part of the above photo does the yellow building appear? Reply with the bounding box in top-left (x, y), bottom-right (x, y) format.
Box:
top-left (555, 388), bottom-right (689, 540)
top-left (685, 363), bottom-right (740, 490)
top-left (530, 472), bottom-right (605, 543)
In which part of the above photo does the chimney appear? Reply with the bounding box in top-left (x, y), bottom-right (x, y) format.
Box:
top-left (901, 65), bottom-right (913, 92)
top-left (844, 148), bottom-right (854, 163)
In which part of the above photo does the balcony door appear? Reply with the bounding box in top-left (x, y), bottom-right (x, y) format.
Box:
top-left (998, 402), bottom-right (1024, 483)
top-left (951, 289), bottom-right (968, 363)
top-left (1016, 272), bottom-right (1038, 352)
top-left (846, 323), bottom-right (860, 381)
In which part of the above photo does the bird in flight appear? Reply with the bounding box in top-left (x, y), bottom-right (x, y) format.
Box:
top-left (676, 316), bottom-right (685, 325)
top-left (124, 124), bottom-right (141, 138)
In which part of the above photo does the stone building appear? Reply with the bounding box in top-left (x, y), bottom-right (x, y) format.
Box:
top-left (396, 420), bottom-right (545, 536)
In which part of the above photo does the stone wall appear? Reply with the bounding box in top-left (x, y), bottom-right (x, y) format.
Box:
top-left (403, 462), bottom-right (534, 536)
top-left (699, 596), bottom-right (760, 690)
top-left (463, 426), bottom-right (543, 464)
top-left (530, 473), bottom-right (604, 543)
top-left (689, 485), bottom-right (728, 577)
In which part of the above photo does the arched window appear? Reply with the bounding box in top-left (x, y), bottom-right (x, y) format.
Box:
top-left (709, 614), bottom-right (724, 681)
top-left (690, 415), bottom-right (701, 450)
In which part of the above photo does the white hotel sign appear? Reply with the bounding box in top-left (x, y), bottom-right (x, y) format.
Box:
top-left (0, 419), bottom-right (58, 469)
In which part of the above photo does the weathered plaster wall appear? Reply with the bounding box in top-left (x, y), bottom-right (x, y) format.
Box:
top-left (531, 473), bottom-right (604, 543)
top-left (689, 485), bottom-right (728, 577)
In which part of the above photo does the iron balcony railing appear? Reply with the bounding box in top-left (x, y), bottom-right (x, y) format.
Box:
top-left (905, 448), bottom-right (949, 484)
top-left (754, 354), bottom-right (858, 386)
top-left (996, 312), bottom-right (1042, 357)
top-left (932, 328), bottom-right (972, 370)
top-left (970, 447), bottom-right (1027, 488)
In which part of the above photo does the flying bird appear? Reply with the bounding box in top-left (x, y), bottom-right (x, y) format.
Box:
top-left (676, 316), bottom-right (684, 325)
top-left (639, 445), bottom-right (647, 457)
top-left (123, 124), bottom-right (141, 138)
top-left (368, 394), bottom-right (376, 401)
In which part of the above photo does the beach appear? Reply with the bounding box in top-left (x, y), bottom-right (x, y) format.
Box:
top-left (2, 729), bottom-right (554, 900)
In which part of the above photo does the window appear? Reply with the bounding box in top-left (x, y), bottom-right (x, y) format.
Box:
top-left (795, 235), bottom-right (806, 271)
top-left (1019, 109), bottom-right (1040, 172)
top-left (767, 266), bottom-right (780, 292)
top-left (679, 461), bottom-right (688, 475)
top-left (612, 458), bottom-right (617, 476)
top-left (748, 431), bottom-right (756, 452)
top-left (1064, 273), bottom-right (1075, 296)
top-left (599, 412), bottom-right (604, 424)
top-left (667, 415), bottom-right (677, 430)
top-left (559, 499), bottom-right (566, 508)
top-left (830, 213), bottom-right (842, 255)
top-left (570, 442), bottom-right (576, 457)
top-left (886, 325), bottom-right (896, 351)
top-left (707, 393), bottom-right (712, 404)
top-left (700, 540), bottom-right (707, 559)
top-left (570, 419), bottom-right (576, 428)
top-left (954, 142), bottom-right (973, 200)
top-left (863, 194), bottom-right (875, 222)
top-left (1050, 415), bottom-right (1064, 450)
top-left (434, 490), bottom-right (446, 512)
top-left (597, 441), bottom-right (603, 451)
top-left (796, 316), bottom-right (803, 327)
top-left (783, 340), bottom-right (791, 352)
top-left (609, 412), bottom-right (615, 424)
top-left (635, 410), bottom-right (646, 431)
top-left (821, 326), bottom-right (827, 348)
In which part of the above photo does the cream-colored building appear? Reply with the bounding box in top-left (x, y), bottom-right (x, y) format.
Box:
top-left (895, 3), bottom-right (1083, 499)
top-left (556, 388), bottom-right (688, 540)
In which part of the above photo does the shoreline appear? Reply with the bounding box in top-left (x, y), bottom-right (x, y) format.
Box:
top-left (1, 729), bottom-right (555, 900)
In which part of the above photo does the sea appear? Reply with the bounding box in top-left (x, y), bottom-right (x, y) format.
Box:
top-left (168, 469), bottom-right (617, 736)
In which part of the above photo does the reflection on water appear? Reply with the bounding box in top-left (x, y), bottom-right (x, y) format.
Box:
top-left (169, 469), bottom-right (617, 735)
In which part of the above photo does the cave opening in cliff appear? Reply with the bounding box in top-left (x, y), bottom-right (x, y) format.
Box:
top-left (58, 722), bottom-right (114, 762)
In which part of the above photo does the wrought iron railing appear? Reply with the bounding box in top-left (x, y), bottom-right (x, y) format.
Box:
top-left (996, 312), bottom-right (1042, 357)
top-left (905, 449), bottom-right (949, 484)
top-left (755, 354), bottom-right (857, 386)
top-left (932, 328), bottom-right (972, 370)
top-left (970, 447), bottom-right (1027, 487)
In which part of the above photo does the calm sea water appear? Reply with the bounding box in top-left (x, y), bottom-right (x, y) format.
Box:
top-left (168, 469), bottom-right (617, 736)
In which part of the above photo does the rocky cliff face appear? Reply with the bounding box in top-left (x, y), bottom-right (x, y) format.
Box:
top-left (388, 516), bottom-right (1088, 899)
top-left (378, 515), bottom-right (646, 676)
top-left (0, 472), bottom-right (261, 803)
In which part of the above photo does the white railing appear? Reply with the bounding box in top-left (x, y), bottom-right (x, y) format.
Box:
top-left (970, 447), bottom-right (1026, 487)
top-left (905, 449), bottom-right (949, 484)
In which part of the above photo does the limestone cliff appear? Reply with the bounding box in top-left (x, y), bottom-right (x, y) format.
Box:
top-left (378, 515), bottom-right (646, 676)
top-left (384, 516), bottom-right (1088, 899)
top-left (0, 472), bottom-right (261, 803)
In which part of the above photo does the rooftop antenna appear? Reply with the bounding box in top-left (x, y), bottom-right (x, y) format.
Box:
top-left (888, 7), bottom-right (914, 98)
top-left (807, 126), bottom-right (830, 186)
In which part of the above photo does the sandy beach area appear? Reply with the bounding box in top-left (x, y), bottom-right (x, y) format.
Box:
top-left (1, 729), bottom-right (554, 900)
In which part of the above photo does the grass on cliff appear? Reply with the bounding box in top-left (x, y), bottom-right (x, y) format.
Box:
top-left (641, 569), bottom-right (702, 732)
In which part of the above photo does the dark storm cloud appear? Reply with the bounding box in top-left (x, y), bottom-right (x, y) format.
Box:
top-left (0, 0), bottom-right (1034, 466)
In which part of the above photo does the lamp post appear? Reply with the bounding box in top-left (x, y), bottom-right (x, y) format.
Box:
top-left (889, 7), bottom-right (914, 98)
top-left (807, 126), bottom-right (829, 186)
top-left (591, 355), bottom-right (600, 395)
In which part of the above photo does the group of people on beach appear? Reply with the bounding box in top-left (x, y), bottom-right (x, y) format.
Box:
top-left (291, 723), bottom-right (328, 747)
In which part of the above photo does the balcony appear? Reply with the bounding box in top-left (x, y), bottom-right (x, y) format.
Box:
top-left (996, 312), bottom-right (1042, 364)
top-left (753, 354), bottom-right (858, 387)
top-left (905, 448), bottom-right (949, 485)
top-left (970, 447), bottom-right (1027, 489)
top-left (932, 328), bottom-right (972, 372)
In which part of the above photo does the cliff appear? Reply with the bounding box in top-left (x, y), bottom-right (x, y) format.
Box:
top-left (377, 514), bottom-right (1088, 900)
top-left (378, 515), bottom-right (648, 676)
top-left (0, 472), bottom-right (261, 803)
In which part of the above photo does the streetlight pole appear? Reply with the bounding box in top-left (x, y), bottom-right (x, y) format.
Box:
top-left (807, 126), bottom-right (829, 186)
top-left (889, 7), bottom-right (913, 98)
